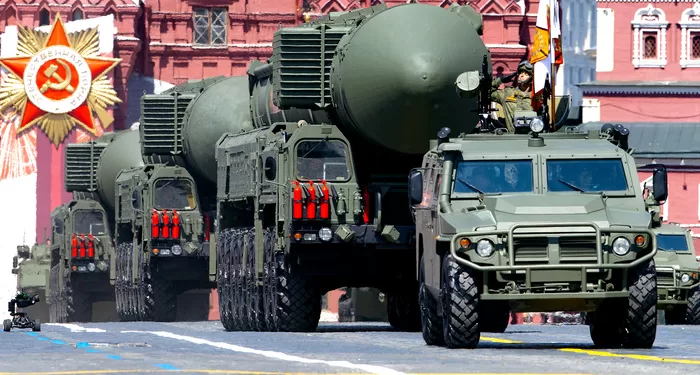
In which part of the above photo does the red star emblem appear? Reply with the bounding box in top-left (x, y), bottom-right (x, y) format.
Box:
top-left (0, 13), bottom-right (121, 143)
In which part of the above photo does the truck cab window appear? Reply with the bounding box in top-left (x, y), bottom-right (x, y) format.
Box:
top-left (546, 158), bottom-right (628, 192)
top-left (154, 178), bottom-right (195, 210)
top-left (656, 234), bottom-right (690, 252)
top-left (73, 210), bottom-right (107, 235)
top-left (454, 160), bottom-right (533, 194)
top-left (296, 139), bottom-right (350, 181)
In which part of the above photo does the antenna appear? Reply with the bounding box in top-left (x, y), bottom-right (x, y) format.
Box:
top-left (43, 227), bottom-right (47, 243)
top-left (22, 231), bottom-right (25, 245)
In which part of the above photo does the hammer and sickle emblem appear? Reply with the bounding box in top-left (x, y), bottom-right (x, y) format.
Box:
top-left (39, 59), bottom-right (75, 94)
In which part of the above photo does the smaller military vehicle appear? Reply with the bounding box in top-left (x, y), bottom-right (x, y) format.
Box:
top-left (338, 288), bottom-right (388, 323)
top-left (11, 242), bottom-right (51, 323)
top-left (409, 122), bottom-right (664, 349)
top-left (4, 293), bottom-right (41, 332)
top-left (648, 223), bottom-right (700, 324)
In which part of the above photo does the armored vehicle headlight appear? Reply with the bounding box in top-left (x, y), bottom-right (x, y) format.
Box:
top-left (476, 239), bottom-right (494, 257)
top-left (319, 227), bottom-right (333, 242)
top-left (681, 273), bottom-right (691, 284)
top-left (87, 262), bottom-right (96, 272)
top-left (171, 245), bottom-right (183, 256)
top-left (612, 237), bottom-right (631, 256)
top-left (530, 118), bottom-right (545, 133)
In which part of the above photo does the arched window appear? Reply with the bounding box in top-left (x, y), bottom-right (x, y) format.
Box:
top-left (39, 9), bottom-right (50, 26)
top-left (680, 2), bottom-right (700, 68)
top-left (72, 9), bottom-right (83, 21)
top-left (631, 4), bottom-right (668, 68)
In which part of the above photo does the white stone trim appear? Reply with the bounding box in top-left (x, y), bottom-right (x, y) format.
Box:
top-left (580, 84), bottom-right (700, 95)
top-left (631, 4), bottom-right (668, 68)
top-left (680, 3), bottom-right (700, 68)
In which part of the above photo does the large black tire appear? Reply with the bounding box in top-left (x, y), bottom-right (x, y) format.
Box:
top-left (480, 301), bottom-right (510, 333)
top-left (624, 258), bottom-right (657, 348)
top-left (32, 320), bottom-right (41, 332)
top-left (3, 319), bottom-right (11, 332)
top-left (145, 260), bottom-right (177, 322)
top-left (337, 291), bottom-right (353, 323)
top-left (418, 255), bottom-right (443, 346)
top-left (114, 242), bottom-right (131, 322)
top-left (246, 229), bottom-right (267, 331)
top-left (217, 229), bottom-right (235, 331)
top-left (387, 287), bottom-right (421, 332)
top-left (233, 230), bottom-right (251, 331)
top-left (587, 299), bottom-right (624, 348)
top-left (263, 228), bottom-right (279, 331)
top-left (686, 287), bottom-right (700, 325)
top-left (441, 254), bottom-right (480, 349)
top-left (265, 228), bottom-right (321, 332)
top-left (66, 273), bottom-right (92, 323)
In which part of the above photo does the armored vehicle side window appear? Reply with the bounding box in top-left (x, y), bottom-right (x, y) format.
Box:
top-left (296, 140), bottom-right (350, 181)
top-left (454, 160), bottom-right (533, 194)
top-left (657, 234), bottom-right (690, 252)
top-left (73, 210), bottom-right (107, 235)
top-left (53, 218), bottom-right (63, 234)
top-left (154, 179), bottom-right (196, 210)
top-left (546, 158), bottom-right (627, 192)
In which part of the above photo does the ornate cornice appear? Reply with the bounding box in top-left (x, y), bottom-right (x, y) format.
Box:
top-left (578, 82), bottom-right (700, 95)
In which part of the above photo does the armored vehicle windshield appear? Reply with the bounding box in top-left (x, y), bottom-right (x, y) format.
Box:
top-left (656, 233), bottom-right (692, 252)
top-left (295, 139), bottom-right (351, 181)
top-left (547, 159), bottom-right (628, 192)
top-left (73, 210), bottom-right (107, 235)
top-left (154, 178), bottom-right (195, 210)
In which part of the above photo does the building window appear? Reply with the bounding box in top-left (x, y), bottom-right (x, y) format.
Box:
top-left (72, 9), bottom-right (83, 21)
top-left (680, 2), bottom-right (700, 68)
top-left (193, 7), bottom-right (227, 45)
top-left (631, 4), bottom-right (668, 68)
top-left (39, 9), bottom-right (50, 26)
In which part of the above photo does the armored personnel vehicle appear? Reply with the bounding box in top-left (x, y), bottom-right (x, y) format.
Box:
top-left (409, 122), bottom-right (664, 348)
top-left (57, 130), bottom-right (143, 322)
top-left (647, 222), bottom-right (700, 324)
top-left (12, 242), bottom-right (51, 323)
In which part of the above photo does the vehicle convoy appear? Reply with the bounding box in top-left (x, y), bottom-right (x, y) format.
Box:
top-left (58, 129), bottom-right (143, 322)
top-left (646, 219), bottom-right (700, 324)
top-left (11, 241), bottom-right (51, 323)
top-left (138, 2), bottom-right (489, 332)
top-left (409, 120), bottom-right (666, 348)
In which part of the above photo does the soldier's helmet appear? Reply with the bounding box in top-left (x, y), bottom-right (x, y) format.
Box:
top-left (517, 60), bottom-right (533, 76)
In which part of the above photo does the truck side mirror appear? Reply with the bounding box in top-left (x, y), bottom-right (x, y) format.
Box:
top-left (12, 256), bottom-right (17, 268)
top-left (408, 169), bottom-right (423, 206)
top-left (652, 166), bottom-right (668, 203)
top-left (11, 269), bottom-right (18, 274)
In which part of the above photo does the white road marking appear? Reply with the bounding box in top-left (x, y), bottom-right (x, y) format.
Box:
top-left (121, 330), bottom-right (406, 375)
top-left (46, 323), bottom-right (106, 332)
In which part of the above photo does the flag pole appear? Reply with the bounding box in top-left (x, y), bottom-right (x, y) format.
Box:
top-left (550, 62), bottom-right (556, 132)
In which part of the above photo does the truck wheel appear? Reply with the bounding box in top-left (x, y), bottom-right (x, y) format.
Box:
top-left (3, 319), bottom-right (11, 332)
top-left (441, 254), bottom-right (480, 349)
top-left (233, 230), bottom-right (251, 331)
top-left (623, 259), bottom-right (657, 349)
top-left (135, 246), bottom-right (152, 321)
top-left (387, 287), bottom-right (421, 332)
top-left (587, 299), bottom-right (624, 348)
top-left (263, 228), bottom-right (280, 331)
top-left (338, 291), bottom-right (353, 323)
top-left (480, 301), bottom-right (510, 333)
top-left (218, 229), bottom-right (236, 331)
top-left (685, 287), bottom-right (700, 325)
top-left (32, 319), bottom-right (41, 332)
top-left (66, 273), bottom-right (92, 323)
top-left (145, 261), bottom-right (177, 322)
top-left (418, 255), bottom-right (443, 346)
top-left (115, 242), bottom-right (131, 322)
top-left (246, 229), bottom-right (267, 331)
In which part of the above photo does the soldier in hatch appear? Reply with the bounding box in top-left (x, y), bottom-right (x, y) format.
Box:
top-left (490, 60), bottom-right (534, 133)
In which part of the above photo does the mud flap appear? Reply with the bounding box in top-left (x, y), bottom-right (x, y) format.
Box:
top-left (109, 244), bottom-right (117, 285)
top-left (209, 234), bottom-right (217, 282)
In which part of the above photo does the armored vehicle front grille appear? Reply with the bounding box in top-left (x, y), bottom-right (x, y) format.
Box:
top-left (271, 24), bottom-right (351, 109)
top-left (65, 143), bottom-right (107, 192)
top-left (657, 271), bottom-right (675, 287)
top-left (514, 238), bottom-right (548, 262)
top-left (559, 236), bottom-right (598, 261)
top-left (140, 93), bottom-right (196, 156)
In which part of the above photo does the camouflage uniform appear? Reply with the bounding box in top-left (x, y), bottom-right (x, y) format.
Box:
top-left (489, 62), bottom-right (534, 133)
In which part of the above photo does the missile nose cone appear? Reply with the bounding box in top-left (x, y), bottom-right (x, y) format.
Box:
top-left (330, 3), bottom-right (490, 154)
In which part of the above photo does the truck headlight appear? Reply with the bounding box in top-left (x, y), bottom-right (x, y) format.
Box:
top-left (476, 239), bottom-right (494, 257)
top-left (530, 118), bottom-right (545, 133)
top-left (612, 237), bottom-right (630, 256)
top-left (681, 273), bottom-right (691, 284)
top-left (319, 227), bottom-right (333, 242)
top-left (171, 245), bottom-right (182, 256)
top-left (87, 262), bottom-right (96, 272)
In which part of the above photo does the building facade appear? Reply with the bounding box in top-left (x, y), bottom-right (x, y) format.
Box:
top-left (580, 0), bottom-right (700, 252)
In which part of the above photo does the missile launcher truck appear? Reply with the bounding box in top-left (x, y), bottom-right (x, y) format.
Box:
top-left (56, 130), bottom-right (143, 322)
top-left (12, 242), bottom-right (51, 323)
top-left (410, 120), bottom-right (666, 348)
top-left (205, 2), bottom-right (491, 332)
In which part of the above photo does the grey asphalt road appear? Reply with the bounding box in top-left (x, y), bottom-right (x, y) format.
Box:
top-left (1, 321), bottom-right (700, 375)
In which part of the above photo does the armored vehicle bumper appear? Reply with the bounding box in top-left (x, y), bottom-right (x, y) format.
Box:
top-left (656, 266), bottom-right (700, 308)
top-left (289, 223), bottom-right (413, 247)
top-left (70, 259), bottom-right (110, 273)
top-left (448, 222), bottom-right (656, 309)
top-left (150, 240), bottom-right (211, 257)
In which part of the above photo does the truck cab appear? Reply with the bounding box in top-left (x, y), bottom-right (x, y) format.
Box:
top-left (652, 223), bottom-right (700, 324)
top-left (409, 124), bottom-right (665, 349)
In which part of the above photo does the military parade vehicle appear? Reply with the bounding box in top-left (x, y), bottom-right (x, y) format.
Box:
top-left (58, 130), bottom-right (143, 322)
top-left (11, 241), bottom-right (51, 323)
top-left (409, 118), bottom-right (664, 348)
top-left (647, 221), bottom-right (700, 324)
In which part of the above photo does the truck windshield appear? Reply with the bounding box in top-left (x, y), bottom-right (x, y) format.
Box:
top-left (546, 158), bottom-right (628, 192)
top-left (296, 139), bottom-right (350, 181)
top-left (454, 160), bottom-right (533, 194)
top-left (73, 210), bottom-right (106, 235)
top-left (154, 179), bottom-right (195, 210)
top-left (657, 234), bottom-right (690, 252)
